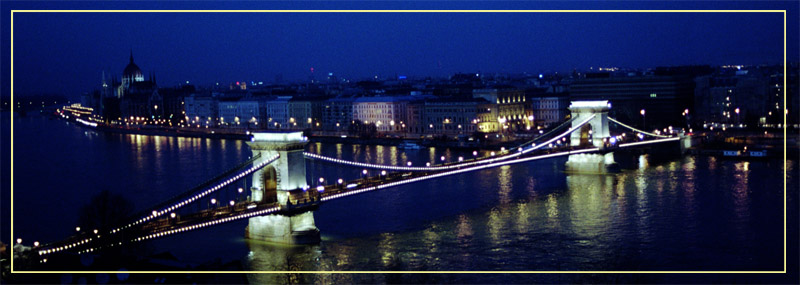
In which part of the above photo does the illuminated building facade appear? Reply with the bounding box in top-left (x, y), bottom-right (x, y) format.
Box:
top-left (353, 96), bottom-right (411, 132)
top-left (472, 88), bottom-right (530, 132)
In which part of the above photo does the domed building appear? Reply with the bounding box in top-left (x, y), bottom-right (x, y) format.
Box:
top-left (114, 51), bottom-right (161, 121)
top-left (115, 51), bottom-right (156, 98)
top-left (121, 52), bottom-right (145, 86)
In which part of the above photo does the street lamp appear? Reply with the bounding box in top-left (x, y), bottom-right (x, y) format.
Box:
top-left (640, 109), bottom-right (646, 130)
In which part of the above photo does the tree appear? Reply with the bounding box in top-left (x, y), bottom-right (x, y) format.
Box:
top-left (348, 120), bottom-right (377, 138)
top-left (77, 190), bottom-right (135, 233)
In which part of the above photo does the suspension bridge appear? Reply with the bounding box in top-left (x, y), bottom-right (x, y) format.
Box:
top-left (30, 101), bottom-right (691, 262)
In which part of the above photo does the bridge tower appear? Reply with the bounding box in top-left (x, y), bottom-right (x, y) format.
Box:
top-left (566, 101), bottom-right (618, 173)
top-left (245, 131), bottom-right (320, 244)
top-left (568, 100), bottom-right (611, 148)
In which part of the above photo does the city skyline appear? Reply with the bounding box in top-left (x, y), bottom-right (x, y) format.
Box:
top-left (3, 2), bottom-right (799, 282)
top-left (2, 2), bottom-right (799, 99)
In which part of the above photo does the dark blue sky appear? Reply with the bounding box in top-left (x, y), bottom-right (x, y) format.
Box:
top-left (2, 1), bottom-right (798, 99)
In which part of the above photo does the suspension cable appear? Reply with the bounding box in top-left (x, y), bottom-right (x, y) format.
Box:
top-left (607, 117), bottom-right (671, 138)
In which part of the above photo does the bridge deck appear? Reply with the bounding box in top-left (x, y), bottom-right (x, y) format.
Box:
top-left (36, 132), bottom-right (682, 257)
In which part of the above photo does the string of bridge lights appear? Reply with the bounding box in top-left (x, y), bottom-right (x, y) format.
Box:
top-left (321, 148), bottom-right (601, 202)
top-left (322, 136), bottom-right (681, 203)
top-left (304, 114), bottom-right (598, 172)
top-left (40, 155), bottom-right (280, 256)
top-left (607, 117), bottom-right (672, 138)
top-left (37, 154), bottom-right (282, 256)
top-left (37, 237), bottom-right (93, 256)
top-left (131, 205), bottom-right (281, 244)
top-left (111, 154), bottom-right (281, 233)
top-left (73, 206), bottom-right (283, 255)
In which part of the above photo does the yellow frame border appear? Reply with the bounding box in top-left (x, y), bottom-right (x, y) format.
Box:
top-left (8, 9), bottom-right (789, 275)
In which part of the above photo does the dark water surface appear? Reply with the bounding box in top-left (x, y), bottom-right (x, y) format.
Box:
top-left (6, 114), bottom-right (798, 283)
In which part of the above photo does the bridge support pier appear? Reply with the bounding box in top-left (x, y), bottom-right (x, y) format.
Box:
top-left (245, 212), bottom-right (320, 244)
top-left (566, 152), bottom-right (619, 174)
top-left (245, 132), bottom-right (320, 244)
top-left (679, 133), bottom-right (693, 154)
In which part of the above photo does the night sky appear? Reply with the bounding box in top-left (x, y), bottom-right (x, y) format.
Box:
top-left (1, 1), bottom-right (798, 100)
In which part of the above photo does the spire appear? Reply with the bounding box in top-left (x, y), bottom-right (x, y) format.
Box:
top-left (129, 49), bottom-right (134, 64)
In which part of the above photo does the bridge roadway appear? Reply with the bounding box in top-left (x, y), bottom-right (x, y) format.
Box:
top-left (39, 135), bottom-right (680, 256)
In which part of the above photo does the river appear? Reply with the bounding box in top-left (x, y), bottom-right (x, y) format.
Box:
top-left (5, 113), bottom-right (798, 283)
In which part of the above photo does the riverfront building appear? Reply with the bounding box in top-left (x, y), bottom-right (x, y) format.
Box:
top-left (570, 73), bottom-right (697, 128)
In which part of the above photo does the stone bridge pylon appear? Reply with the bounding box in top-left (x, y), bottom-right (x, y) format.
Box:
top-left (245, 131), bottom-right (320, 244)
top-left (566, 101), bottom-right (618, 173)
